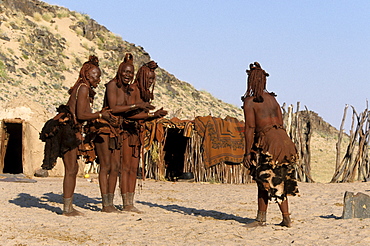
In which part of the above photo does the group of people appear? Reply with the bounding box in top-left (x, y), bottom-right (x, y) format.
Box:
top-left (40, 53), bottom-right (167, 216)
top-left (41, 55), bottom-right (299, 228)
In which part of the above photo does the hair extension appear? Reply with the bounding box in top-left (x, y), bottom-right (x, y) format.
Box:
top-left (243, 62), bottom-right (270, 103)
top-left (68, 55), bottom-right (100, 97)
top-left (135, 61), bottom-right (158, 102)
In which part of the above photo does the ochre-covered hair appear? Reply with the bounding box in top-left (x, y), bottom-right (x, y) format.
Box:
top-left (135, 61), bottom-right (158, 102)
top-left (243, 62), bottom-right (272, 103)
top-left (68, 55), bottom-right (100, 97)
top-left (115, 53), bottom-right (134, 88)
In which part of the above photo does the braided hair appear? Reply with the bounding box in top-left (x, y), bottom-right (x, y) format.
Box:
top-left (242, 62), bottom-right (273, 103)
top-left (135, 61), bottom-right (158, 102)
top-left (68, 55), bottom-right (100, 98)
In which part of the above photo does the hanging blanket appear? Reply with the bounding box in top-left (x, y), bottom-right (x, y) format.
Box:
top-left (194, 115), bottom-right (245, 168)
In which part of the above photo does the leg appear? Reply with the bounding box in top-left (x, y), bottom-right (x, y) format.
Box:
top-left (244, 187), bottom-right (268, 228)
top-left (62, 148), bottom-right (79, 198)
top-left (108, 149), bottom-right (120, 194)
top-left (257, 188), bottom-right (269, 212)
top-left (95, 134), bottom-right (110, 195)
top-left (95, 134), bottom-right (120, 213)
top-left (278, 198), bottom-right (292, 227)
top-left (105, 149), bottom-right (120, 213)
top-left (127, 149), bottom-right (140, 193)
top-left (62, 148), bottom-right (83, 216)
top-left (120, 140), bottom-right (142, 213)
top-left (120, 138), bottom-right (131, 195)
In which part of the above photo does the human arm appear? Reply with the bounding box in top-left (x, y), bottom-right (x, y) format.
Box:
top-left (128, 107), bottom-right (168, 120)
top-left (242, 98), bottom-right (255, 168)
top-left (76, 84), bottom-right (109, 121)
top-left (105, 82), bottom-right (155, 114)
top-left (276, 99), bottom-right (284, 125)
top-left (125, 85), bottom-right (167, 120)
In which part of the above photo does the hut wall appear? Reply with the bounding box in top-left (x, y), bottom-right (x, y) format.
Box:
top-left (0, 100), bottom-right (85, 177)
top-left (183, 131), bottom-right (252, 184)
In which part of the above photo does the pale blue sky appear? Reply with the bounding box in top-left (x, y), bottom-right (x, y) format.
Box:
top-left (44, 0), bottom-right (370, 130)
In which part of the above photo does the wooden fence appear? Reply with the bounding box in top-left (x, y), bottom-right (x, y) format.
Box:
top-left (331, 104), bottom-right (370, 182)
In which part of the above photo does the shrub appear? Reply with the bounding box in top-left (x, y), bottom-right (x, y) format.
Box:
top-left (52, 82), bottom-right (62, 90)
top-left (42, 13), bottom-right (54, 22)
top-left (74, 26), bottom-right (84, 36)
top-left (0, 60), bottom-right (7, 78)
top-left (56, 9), bottom-right (70, 19)
top-left (74, 12), bottom-right (89, 24)
top-left (33, 12), bottom-right (42, 22)
top-left (81, 41), bottom-right (89, 50)
top-left (6, 47), bottom-right (14, 54)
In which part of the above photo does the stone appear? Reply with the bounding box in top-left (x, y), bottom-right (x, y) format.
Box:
top-left (19, 68), bottom-right (29, 75)
top-left (342, 191), bottom-right (370, 219)
top-left (0, 34), bottom-right (10, 41)
top-left (34, 168), bottom-right (48, 177)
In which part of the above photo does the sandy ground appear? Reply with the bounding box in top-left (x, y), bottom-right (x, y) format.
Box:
top-left (1, 176), bottom-right (370, 246)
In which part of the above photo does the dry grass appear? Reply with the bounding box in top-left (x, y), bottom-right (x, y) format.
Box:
top-left (33, 12), bottom-right (42, 22)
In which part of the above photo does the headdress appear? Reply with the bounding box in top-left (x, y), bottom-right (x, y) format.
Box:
top-left (115, 53), bottom-right (134, 88)
top-left (68, 55), bottom-right (100, 98)
top-left (242, 62), bottom-right (270, 102)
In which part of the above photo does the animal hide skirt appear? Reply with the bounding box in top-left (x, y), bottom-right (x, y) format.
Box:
top-left (250, 126), bottom-right (299, 202)
top-left (39, 105), bottom-right (81, 170)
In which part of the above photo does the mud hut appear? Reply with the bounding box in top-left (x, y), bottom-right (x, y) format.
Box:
top-left (0, 98), bottom-right (84, 177)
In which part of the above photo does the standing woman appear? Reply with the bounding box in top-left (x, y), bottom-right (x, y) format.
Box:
top-left (120, 60), bottom-right (167, 213)
top-left (242, 62), bottom-right (299, 227)
top-left (95, 54), bottom-right (154, 212)
top-left (40, 56), bottom-right (111, 216)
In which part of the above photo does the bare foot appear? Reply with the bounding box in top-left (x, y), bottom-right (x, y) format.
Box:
top-left (278, 216), bottom-right (292, 227)
top-left (243, 221), bottom-right (267, 228)
top-left (123, 205), bottom-right (143, 214)
top-left (102, 205), bottom-right (121, 213)
top-left (63, 209), bottom-right (84, 217)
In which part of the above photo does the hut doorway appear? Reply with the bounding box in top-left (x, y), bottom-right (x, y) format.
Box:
top-left (164, 128), bottom-right (188, 181)
top-left (0, 119), bottom-right (23, 174)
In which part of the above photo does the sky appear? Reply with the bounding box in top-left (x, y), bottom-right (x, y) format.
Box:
top-left (44, 0), bottom-right (370, 130)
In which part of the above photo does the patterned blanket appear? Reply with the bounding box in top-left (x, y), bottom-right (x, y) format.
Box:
top-left (194, 116), bottom-right (245, 168)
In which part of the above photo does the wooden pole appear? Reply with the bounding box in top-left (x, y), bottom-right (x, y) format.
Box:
top-left (336, 105), bottom-right (348, 171)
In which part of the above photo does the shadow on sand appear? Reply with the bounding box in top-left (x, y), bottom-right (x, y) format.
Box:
top-left (9, 192), bottom-right (101, 215)
top-left (319, 214), bottom-right (342, 219)
top-left (138, 200), bottom-right (253, 224)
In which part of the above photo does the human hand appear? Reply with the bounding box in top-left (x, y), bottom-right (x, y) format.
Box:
top-left (100, 108), bottom-right (119, 126)
top-left (100, 107), bottom-right (111, 120)
top-left (243, 153), bottom-right (253, 169)
top-left (154, 107), bottom-right (168, 118)
top-left (138, 102), bottom-right (155, 110)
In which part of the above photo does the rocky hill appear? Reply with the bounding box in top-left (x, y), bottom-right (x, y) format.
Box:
top-left (0, 0), bottom-right (242, 119)
top-left (0, 0), bottom-right (344, 183)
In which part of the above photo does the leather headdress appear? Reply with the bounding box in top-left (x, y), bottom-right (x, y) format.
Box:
top-left (116, 53), bottom-right (134, 88)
